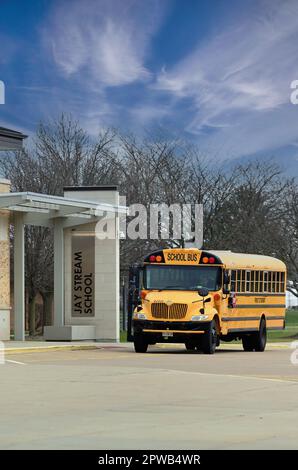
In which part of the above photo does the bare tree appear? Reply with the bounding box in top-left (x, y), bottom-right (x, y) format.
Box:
top-left (282, 181), bottom-right (298, 296)
top-left (0, 114), bottom-right (119, 335)
top-left (207, 161), bottom-right (289, 253)
top-left (0, 115), bottom-right (296, 333)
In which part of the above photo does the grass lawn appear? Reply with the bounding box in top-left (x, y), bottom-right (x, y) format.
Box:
top-left (120, 330), bottom-right (127, 342)
top-left (268, 309), bottom-right (298, 342)
top-left (120, 309), bottom-right (298, 343)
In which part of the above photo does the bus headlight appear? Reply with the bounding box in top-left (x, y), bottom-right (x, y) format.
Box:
top-left (134, 313), bottom-right (147, 320)
top-left (191, 315), bottom-right (209, 321)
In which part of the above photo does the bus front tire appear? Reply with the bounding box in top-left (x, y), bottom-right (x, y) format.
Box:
top-left (242, 318), bottom-right (267, 352)
top-left (202, 320), bottom-right (217, 355)
top-left (134, 334), bottom-right (148, 353)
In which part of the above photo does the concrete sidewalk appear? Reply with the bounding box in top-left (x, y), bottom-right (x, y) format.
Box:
top-left (1, 339), bottom-right (293, 354)
top-left (2, 340), bottom-right (126, 355)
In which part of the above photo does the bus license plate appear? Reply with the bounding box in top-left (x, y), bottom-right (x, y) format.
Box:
top-left (162, 332), bottom-right (173, 337)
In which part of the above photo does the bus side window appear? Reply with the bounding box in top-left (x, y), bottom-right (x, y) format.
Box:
top-left (281, 272), bottom-right (285, 292)
top-left (278, 272), bottom-right (281, 292)
top-left (241, 270), bottom-right (245, 292)
top-left (276, 272), bottom-right (280, 293)
top-left (246, 270), bottom-right (251, 292)
top-left (259, 271), bottom-right (263, 293)
top-left (268, 272), bottom-right (272, 293)
top-left (255, 271), bottom-right (259, 293)
top-left (231, 270), bottom-right (236, 292)
top-left (264, 271), bottom-right (268, 292)
top-left (251, 270), bottom-right (255, 292)
top-left (236, 270), bottom-right (241, 292)
top-left (272, 272), bottom-right (276, 293)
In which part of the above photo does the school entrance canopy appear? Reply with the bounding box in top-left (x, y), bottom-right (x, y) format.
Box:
top-left (0, 184), bottom-right (126, 342)
top-left (0, 127), bottom-right (27, 150)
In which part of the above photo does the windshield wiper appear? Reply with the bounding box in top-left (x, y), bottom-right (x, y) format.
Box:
top-left (148, 285), bottom-right (209, 290)
top-left (161, 285), bottom-right (198, 290)
top-left (158, 285), bottom-right (186, 290)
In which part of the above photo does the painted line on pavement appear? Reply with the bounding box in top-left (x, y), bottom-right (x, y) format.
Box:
top-left (4, 345), bottom-right (101, 355)
top-left (6, 359), bottom-right (26, 365)
top-left (173, 369), bottom-right (298, 384)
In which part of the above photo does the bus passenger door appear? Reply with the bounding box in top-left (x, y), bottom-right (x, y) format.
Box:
top-left (127, 264), bottom-right (141, 341)
top-left (221, 270), bottom-right (235, 334)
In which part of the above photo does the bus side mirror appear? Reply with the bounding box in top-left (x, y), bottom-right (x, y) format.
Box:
top-left (128, 264), bottom-right (143, 305)
top-left (198, 287), bottom-right (209, 298)
top-left (132, 287), bottom-right (140, 304)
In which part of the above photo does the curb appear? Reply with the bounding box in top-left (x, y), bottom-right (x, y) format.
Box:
top-left (156, 342), bottom-right (291, 350)
top-left (3, 341), bottom-right (292, 355)
top-left (4, 344), bottom-right (101, 355)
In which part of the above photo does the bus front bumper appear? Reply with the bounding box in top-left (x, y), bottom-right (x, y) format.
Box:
top-left (132, 320), bottom-right (209, 342)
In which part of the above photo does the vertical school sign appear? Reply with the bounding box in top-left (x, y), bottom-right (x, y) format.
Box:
top-left (72, 234), bottom-right (95, 317)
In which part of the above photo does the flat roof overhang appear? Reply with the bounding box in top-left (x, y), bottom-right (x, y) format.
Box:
top-left (0, 127), bottom-right (28, 151)
top-left (5, 189), bottom-right (126, 341)
top-left (0, 191), bottom-right (127, 228)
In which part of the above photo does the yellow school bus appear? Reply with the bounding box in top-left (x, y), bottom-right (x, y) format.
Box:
top-left (128, 248), bottom-right (286, 354)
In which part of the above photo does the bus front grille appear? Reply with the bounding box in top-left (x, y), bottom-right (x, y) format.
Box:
top-left (169, 303), bottom-right (188, 319)
top-left (151, 302), bottom-right (168, 318)
top-left (151, 303), bottom-right (188, 319)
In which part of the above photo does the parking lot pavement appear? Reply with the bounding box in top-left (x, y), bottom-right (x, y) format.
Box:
top-left (1, 343), bottom-right (298, 450)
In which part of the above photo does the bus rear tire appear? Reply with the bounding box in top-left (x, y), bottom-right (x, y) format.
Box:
top-left (202, 320), bottom-right (217, 355)
top-left (242, 319), bottom-right (267, 352)
top-left (134, 334), bottom-right (148, 353)
top-left (254, 318), bottom-right (267, 352)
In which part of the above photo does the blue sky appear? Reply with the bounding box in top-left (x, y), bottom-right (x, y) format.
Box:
top-left (1, 0), bottom-right (298, 173)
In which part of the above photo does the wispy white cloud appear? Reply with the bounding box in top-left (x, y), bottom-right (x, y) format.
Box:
top-left (129, 103), bottom-right (170, 127)
top-left (153, 0), bottom-right (298, 158)
top-left (8, 0), bottom-right (298, 170)
top-left (45, 0), bottom-right (167, 88)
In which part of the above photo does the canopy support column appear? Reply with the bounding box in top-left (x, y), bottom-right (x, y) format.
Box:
top-left (14, 212), bottom-right (25, 341)
top-left (53, 218), bottom-right (64, 327)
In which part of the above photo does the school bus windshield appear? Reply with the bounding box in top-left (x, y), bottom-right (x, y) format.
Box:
top-left (144, 265), bottom-right (222, 291)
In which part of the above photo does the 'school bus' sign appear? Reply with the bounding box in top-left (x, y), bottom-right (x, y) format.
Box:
top-left (72, 234), bottom-right (95, 317)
